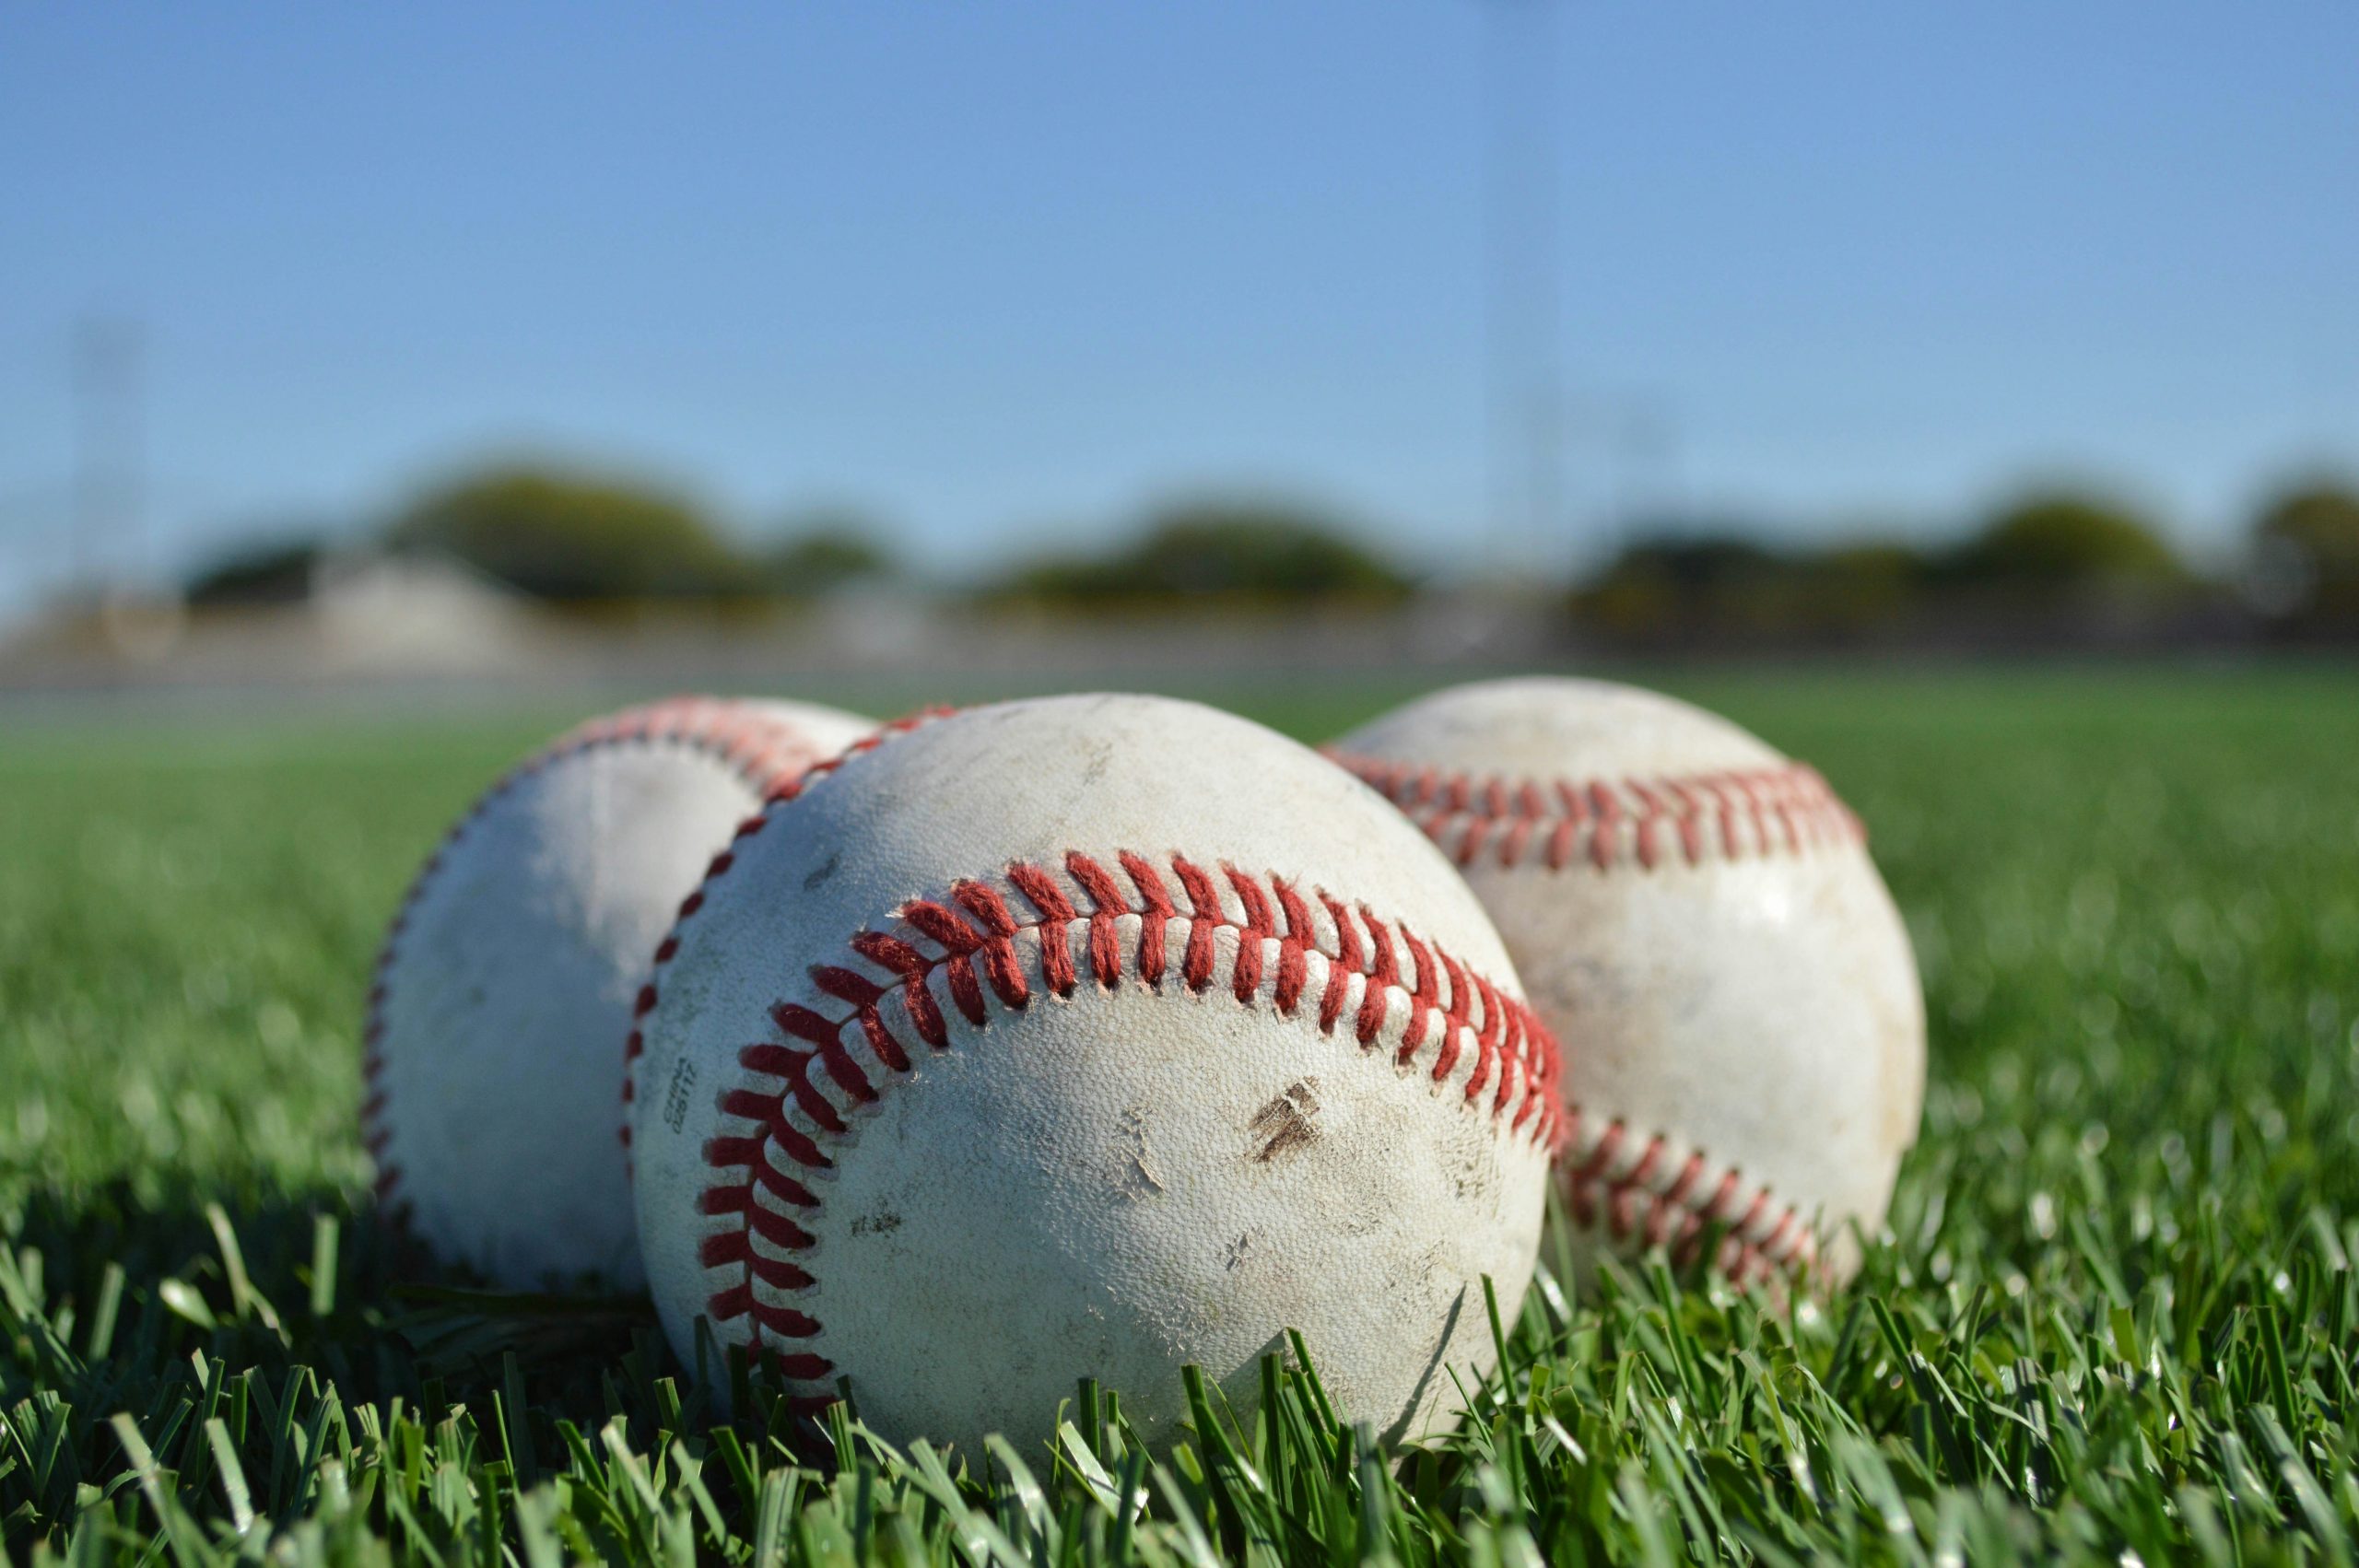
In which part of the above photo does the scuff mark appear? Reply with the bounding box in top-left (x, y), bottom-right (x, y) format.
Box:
top-left (1111, 1108), bottom-right (1167, 1199)
top-left (1247, 1078), bottom-right (1322, 1164)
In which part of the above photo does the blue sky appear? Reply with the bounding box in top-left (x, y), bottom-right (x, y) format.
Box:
top-left (3, 2), bottom-right (2353, 605)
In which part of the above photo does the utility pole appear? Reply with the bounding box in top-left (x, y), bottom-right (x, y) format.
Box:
top-left (1609, 398), bottom-right (1678, 566)
top-left (1482, 0), bottom-right (1564, 580)
top-left (72, 316), bottom-right (145, 594)
top-left (1564, 392), bottom-right (1682, 574)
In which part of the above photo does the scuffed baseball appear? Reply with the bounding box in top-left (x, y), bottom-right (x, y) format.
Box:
top-left (364, 696), bottom-right (874, 1290)
top-left (625, 694), bottom-right (1559, 1454)
top-left (1332, 678), bottom-right (1925, 1286)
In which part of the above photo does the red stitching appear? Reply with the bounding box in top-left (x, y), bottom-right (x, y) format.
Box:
top-left (1331, 748), bottom-right (1837, 1286)
top-left (1329, 754), bottom-right (1865, 873)
top-left (1555, 1113), bottom-right (1819, 1286)
top-left (614, 708), bottom-right (953, 1160)
top-left (361, 697), bottom-right (887, 1213)
top-left (669, 851), bottom-right (1563, 1395)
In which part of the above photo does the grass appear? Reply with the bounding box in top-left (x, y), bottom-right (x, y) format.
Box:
top-left (4, 668), bottom-right (2357, 1564)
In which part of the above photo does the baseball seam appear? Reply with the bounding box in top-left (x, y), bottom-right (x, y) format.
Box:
top-left (1329, 754), bottom-right (1863, 873)
top-left (361, 696), bottom-right (855, 1212)
top-left (641, 851), bottom-right (1563, 1398)
top-left (1555, 1119), bottom-right (1818, 1284)
top-left (617, 707), bottom-right (953, 1153)
top-left (1333, 748), bottom-right (1849, 1285)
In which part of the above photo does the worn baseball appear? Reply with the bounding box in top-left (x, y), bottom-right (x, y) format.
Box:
top-left (364, 696), bottom-right (874, 1290)
top-left (624, 695), bottom-right (1560, 1454)
top-left (1332, 678), bottom-right (1924, 1286)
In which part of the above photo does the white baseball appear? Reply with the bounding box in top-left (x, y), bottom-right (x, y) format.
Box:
top-left (1332, 678), bottom-right (1925, 1286)
top-left (625, 695), bottom-right (1559, 1454)
top-left (365, 696), bottom-right (874, 1290)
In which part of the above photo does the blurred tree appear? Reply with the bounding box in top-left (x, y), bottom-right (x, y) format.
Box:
top-left (1003, 500), bottom-right (1414, 606)
top-left (2249, 479), bottom-right (2359, 628)
top-left (1809, 541), bottom-right (1931, 632)
top-left (1576, 533), bottom-right (1786, 639)
top-left (184, 535), bottom-right (324, 607)
top-left (1572, 527), bottom-right (1930, 643)
top-left (768, 509), bottom-right (900, 598)
top-left (386, 466), bottom-right (759, 602)
top-left (1942, 492), bottom-right (2186, 596)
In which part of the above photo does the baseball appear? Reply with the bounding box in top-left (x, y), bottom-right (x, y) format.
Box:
top-left (1331, 677), bottom-right (1925, 1286)
top-left (364, 696), bottom-right (874, 1290)
top-left (624, 694), bottom-right (1560, 1453)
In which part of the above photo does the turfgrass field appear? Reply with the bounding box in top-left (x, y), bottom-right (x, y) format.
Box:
top-left (5, 670), bottom-right (2357, 1564)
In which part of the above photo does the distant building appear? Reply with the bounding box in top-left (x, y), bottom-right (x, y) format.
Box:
top-left (304, 549), bottom-right (548, 675)
top-left (0, 547), bottom-right (557, 690)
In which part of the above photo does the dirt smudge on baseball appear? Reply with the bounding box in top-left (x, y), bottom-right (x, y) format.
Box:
top-left (1246, 1078), bottom-right (1322, 1164)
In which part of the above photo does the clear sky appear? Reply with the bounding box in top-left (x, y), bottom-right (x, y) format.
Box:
top-left (3, 2), bottom-right (2353, 607)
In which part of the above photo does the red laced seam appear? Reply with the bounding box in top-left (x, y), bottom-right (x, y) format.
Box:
top-left (1555, 1114), bottom-right (1819, 1287)
top-left (1328, 754), bottom-right (1866, 873)
top-left (691, 850), bottom-right (1565, 1391)
top-left (363, 696), bottom-right (876, 1211)
top-left (617, 708), bottom-right (951, 1147)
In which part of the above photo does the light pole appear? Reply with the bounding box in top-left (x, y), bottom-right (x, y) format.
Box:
top-left (72, 315), bottom-right (146, 596)
top-left (1482, 0), bottom-right (1564, 583)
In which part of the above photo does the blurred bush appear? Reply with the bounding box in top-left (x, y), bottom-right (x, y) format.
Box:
top-left (767, 509), bottom-right (902, 600)
top-left (998, 499), bottom-right (1414, 609)
top-left (1571, 488), bottom-right (2204, 649)
top-left (183, 536), bottom-right (326, 607)
top-left (385, 466), bottom-right (762, 603)
top-left (2248, 478), bottom-right (2359, 634)
top-left (1573, 527), bottom-right (1930, 646)
top-left (1937, 491), bottom-right (2188, 602)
